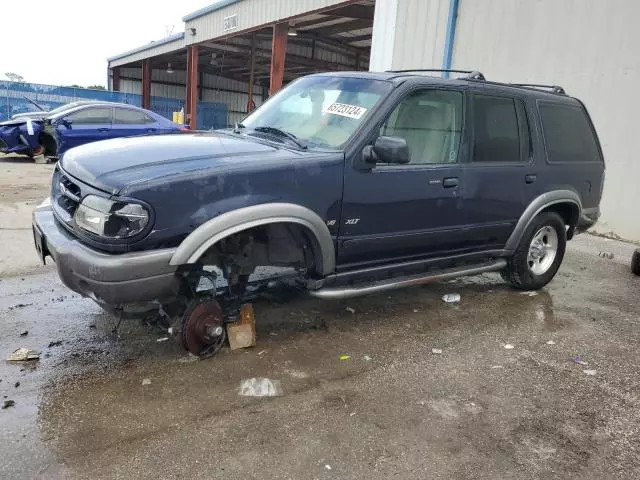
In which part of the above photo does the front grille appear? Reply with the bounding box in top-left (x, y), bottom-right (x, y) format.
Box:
top-left (53, 170), bottom-right (81, 221)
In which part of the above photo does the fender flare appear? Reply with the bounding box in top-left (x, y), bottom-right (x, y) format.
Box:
top-left (504, 190), bottom-right (582, 251)
top-left (169, 203), bottom-right (336, 276)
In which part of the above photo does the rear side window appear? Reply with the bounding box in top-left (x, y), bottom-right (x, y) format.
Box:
top-left (539, 103), bottom-right (601, 163)
top-left (114, 108), bottom-right (154, 125)
top-left (471, 95), bottom-right (521, 163)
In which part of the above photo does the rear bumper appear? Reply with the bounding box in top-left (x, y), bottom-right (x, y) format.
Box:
top-left (576, 207), bottom-right (600, 234)
top-left (32, 201), bottom-right (180, 306)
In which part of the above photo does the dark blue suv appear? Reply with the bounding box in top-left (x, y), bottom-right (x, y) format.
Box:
top-left (32, 70), bottom-right (604, 356)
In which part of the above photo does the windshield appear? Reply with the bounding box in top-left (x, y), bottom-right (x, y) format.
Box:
top-left (241, 76), bottom-right (391, 149)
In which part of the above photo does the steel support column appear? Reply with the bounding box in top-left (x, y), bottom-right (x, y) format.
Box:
top-left (247, 33), bottom-right (257, 112)
top-left (269, 23), bottom-right (288, 95)
top-left (111, 67), bottom-right (121, 92)
top-left (186, 45), bottom-right (199, 130)
top-left (142, 60), bottom-right (151, 109)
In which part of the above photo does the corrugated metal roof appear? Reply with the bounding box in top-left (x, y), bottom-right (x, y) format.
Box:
top-left (182, 0), bottom-right (243, 22)
top-left (107, 32), bottom-right (185, 63)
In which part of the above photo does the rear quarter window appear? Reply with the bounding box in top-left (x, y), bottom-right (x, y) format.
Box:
top-left (538, 102), bottom-right (602, 163)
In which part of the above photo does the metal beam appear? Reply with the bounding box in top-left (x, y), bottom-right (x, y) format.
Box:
top-left (186, 45), bottom-right (199, 129)
top-left (111, 67), bottom-right (121, 92)
top-left (141, 60), bottom-right (151, 109)
top-left (270, 22), bottom-right (288, 95)
top-left (322, 5), bottom-right (375, 20)
top-left (301, 18), bottom-right (372, 36)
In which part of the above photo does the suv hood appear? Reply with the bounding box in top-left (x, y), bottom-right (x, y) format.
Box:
top-left (60, 132), bottom-right (304, 194)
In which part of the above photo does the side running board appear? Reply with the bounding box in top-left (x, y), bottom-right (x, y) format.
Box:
top-left (308, 259), bottom-right (507, 300)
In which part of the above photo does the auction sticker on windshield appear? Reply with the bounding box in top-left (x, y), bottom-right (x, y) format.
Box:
top-left (322, 103), bottom-right (367, 119)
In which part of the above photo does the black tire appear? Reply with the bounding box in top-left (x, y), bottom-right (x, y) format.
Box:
top-left (503, 211), bottom-right (567, 290)
top-left (632, 250), bottom-right (640, 276)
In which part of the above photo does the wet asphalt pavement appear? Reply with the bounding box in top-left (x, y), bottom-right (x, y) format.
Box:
top-left (1, 234), bottom-right (640, 479)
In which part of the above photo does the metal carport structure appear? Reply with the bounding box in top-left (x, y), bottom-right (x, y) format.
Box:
top-left (107, 0), bottom-right (375, 129)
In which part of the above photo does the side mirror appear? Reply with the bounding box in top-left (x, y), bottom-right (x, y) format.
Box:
top-left (60, 119), bottom-right (72, 128)
top-left (363, 136), bottom-right (410, 165)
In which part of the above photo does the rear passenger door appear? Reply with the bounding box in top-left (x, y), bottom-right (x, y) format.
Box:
top-left (461, 93), bottom-right (536, 249)
top-left (111, 107), bottom-right (159, 138)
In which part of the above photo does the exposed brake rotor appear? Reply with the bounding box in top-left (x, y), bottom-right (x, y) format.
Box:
top-left (181, 298), bottom-right (226, 357)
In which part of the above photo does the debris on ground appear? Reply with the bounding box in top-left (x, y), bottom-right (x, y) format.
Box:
top-left (2, 400), bottom-right (15, 409)
top-left (350, 412), bottom-right (356, 416)
top-left (239, 378), bottom-right (283, 397)
top-left (504, 344), bottom-right (514, 350)
top-left (413, 309), bottom-right (419, 313)
top-left (8, 303), bottom-right (33, 311)
top-left (14, 382), bottom-right (20, 388)
top-left (227, 304), bottom-right (256, 350)
top-left (325, 465), bottom-right (332, 470)
top-left (546, 340), bottom-right (556, 345)
top-left (339, 355), bottom-right (351, 361)
top-left (257, 350), bottom-right (267, 356)
top-left (142, 378), bottom-right (151, 386)
top-left (442, 293), bottom-right (461, 304)
top-left (598, 251), bottom-right (615, 260)
top-left (432, 348), bottom-right (443, 354)
top-left (583, 369), bottom-right (597, 375)
top-left (7, 348), bottom-right (40, 362)
top-left (345, 306), bottom-right (356, 314)
top-left (491, 365), bottom-right (504, 369)
top-left (363, 355), bottom-right (372, 361)
top-left (519, 291), bottom-right (538, 297)
top-left (47, 340), bottom-right (63, 348)
top-left (19, 331), bottom-right (28, 337)
top-left (572, 356), bottom-right (588, 366)
top-left (156, 337), bottom-right (169, 343)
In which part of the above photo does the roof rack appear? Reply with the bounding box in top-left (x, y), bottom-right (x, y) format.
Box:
top-left (386, 69), bottom-right (486, 80)
top-left (510, 83), bottom-right (566, 95)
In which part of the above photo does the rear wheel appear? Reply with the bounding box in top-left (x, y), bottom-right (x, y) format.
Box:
top-left (503, 212), bottom-right (566, 290)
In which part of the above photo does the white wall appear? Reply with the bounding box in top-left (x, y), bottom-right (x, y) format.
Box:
top-left (451, 0), bottom-right (640, 240)
top-left (370, 0), bottom-right (450, 71)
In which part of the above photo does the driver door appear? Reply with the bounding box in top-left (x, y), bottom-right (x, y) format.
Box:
top-left (338, 87), bottom-right (470, 265)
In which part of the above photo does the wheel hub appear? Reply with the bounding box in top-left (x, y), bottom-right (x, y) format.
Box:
top-left (527, 226), bottom-right (559, 276)
top-left (181, 299), bottom-right (226, 357)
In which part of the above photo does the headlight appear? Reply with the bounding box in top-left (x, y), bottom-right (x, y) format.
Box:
top-left (74, 195), bottom-right (150, 238)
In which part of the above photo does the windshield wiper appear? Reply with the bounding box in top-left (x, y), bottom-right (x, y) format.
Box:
top-left (233, 122), bottom-right (245, 134)
top-left (253, 126), bottom-right (307, 150)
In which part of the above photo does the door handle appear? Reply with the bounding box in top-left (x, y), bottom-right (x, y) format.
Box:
top-left (442, 177), bottom-right (459, 188)
top-left (146, 128), bottom-right (157, 133)
top-left (525, 174), bottom-right (537, 184)
top-left (97, 128), bottom-right (110, 132)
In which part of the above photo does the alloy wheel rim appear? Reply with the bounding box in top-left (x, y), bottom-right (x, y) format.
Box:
top-left (527, 226), bottom-right (558, 275)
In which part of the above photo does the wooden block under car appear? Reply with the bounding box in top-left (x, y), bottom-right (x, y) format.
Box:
top-left (227, 304), bottom-right (256, 350)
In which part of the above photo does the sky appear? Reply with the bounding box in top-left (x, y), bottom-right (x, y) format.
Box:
top-left (0, 0), bottom-right (210, 87)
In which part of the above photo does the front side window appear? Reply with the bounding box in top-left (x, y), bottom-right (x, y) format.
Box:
top-left (381, 89), bottom-right (463, 165)
top-left (539, 102), bottom-right (601, 163)
top-left (65, 107), bottom-right (112, 125)
top-left (241, 76), bottom-right (391, 149)
top-left (472, 95), bottom-right (520, 163)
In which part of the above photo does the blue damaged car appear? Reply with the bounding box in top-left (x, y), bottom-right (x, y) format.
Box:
top-left (0, 101), bottom-right (186, 158)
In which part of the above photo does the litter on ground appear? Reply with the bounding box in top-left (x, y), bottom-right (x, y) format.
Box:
top-left (325, 465), bottom-right (332, 470)
top-left (442, 293), bottom-right (461, 304)
top-left (7, 348), bottom-right (40, 362)
top-left (363, 355), bottom-right (372, 361)
top-left (520, 291), bottom-right (538, 297)
top-left (2, 400), bottom-right (15, 409)
top-left (339, 355), bottom-right (351, 361)
top-left (239, 378), bottom-right (283, 397)
top-left (583, 369), bottom-right (597, 375)
top-left (156, 337), bottom-right (169, 343)
top-left (142, 378), bottom-right (151, 386)
top-left (19, 331), bottom-right (28, 337)
top-left (572, 356), bottom-right (588, 366)
top-left (345, 307), bottom-right (356, 314)
top-left (504, 344), bottom-right (515, 350)
top-left (546, 340), bottom-right (556, 345)
top-left (432, 348), bottom-right (443, 354)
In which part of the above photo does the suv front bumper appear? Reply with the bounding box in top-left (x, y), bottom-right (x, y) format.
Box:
top-left (32, 200), bottom-right (180, 306)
